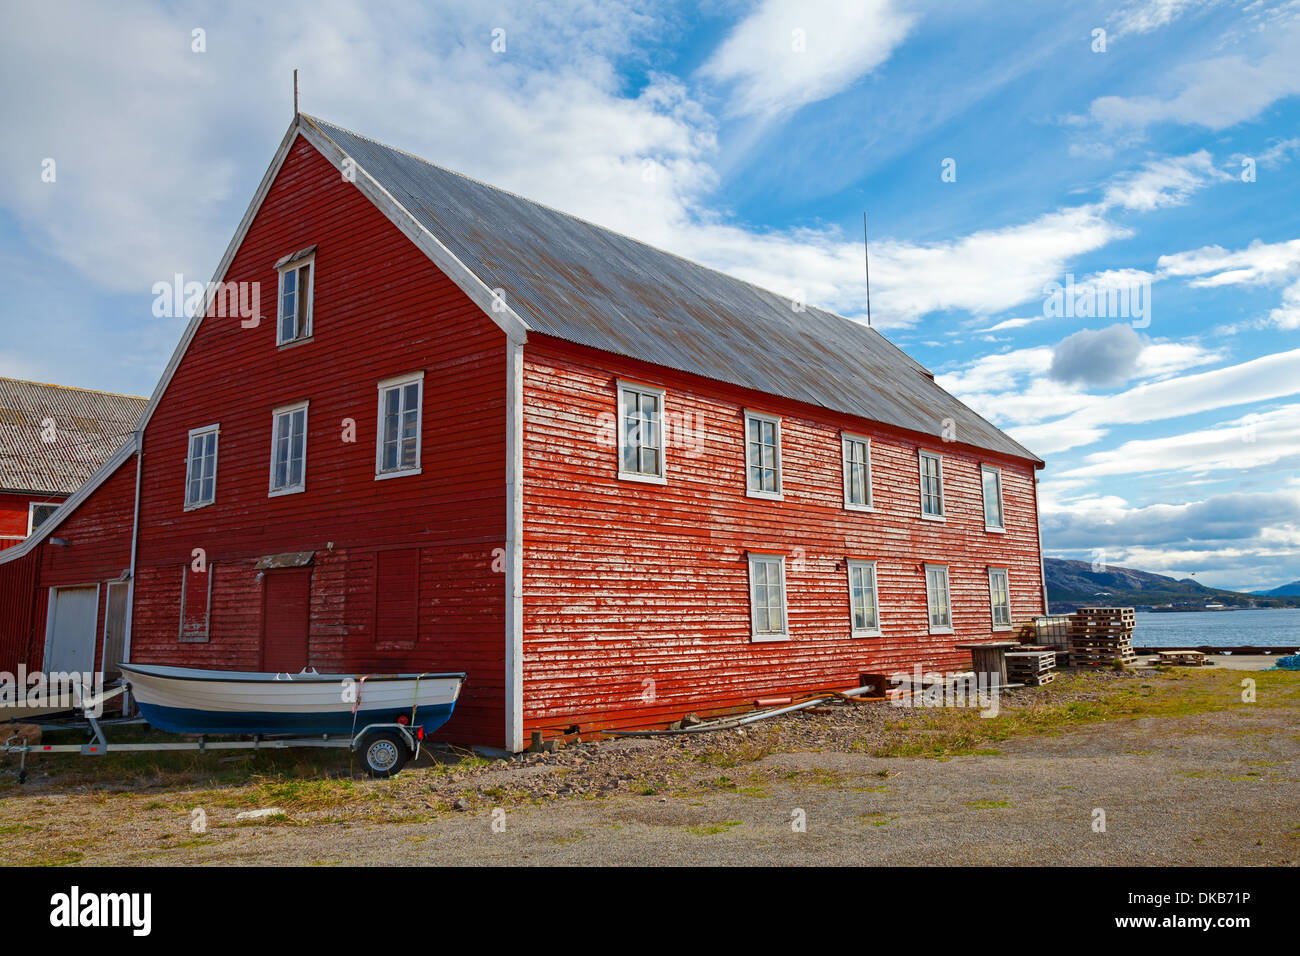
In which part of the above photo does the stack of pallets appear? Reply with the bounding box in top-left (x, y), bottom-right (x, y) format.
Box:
top-left (1005, 649), bottom-right (1056, 686)
top-left (1068, 607), bottom-right (1137, 668)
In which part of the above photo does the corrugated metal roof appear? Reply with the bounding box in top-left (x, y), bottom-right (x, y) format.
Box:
top-left (305, 116), bottom-right (1041, 464)
top-left (0, 378), bottom-right (147, 495)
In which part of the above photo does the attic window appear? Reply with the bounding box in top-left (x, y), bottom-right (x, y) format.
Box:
top-left (276, 249), bottom-right (315, 346)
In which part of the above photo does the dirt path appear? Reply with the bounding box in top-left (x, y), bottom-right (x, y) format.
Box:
top-left (3, 670), bottom-right (1296, 866)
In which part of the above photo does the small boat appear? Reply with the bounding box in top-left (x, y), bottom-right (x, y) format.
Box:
top-left (119, 663), bottom-right (466, 737)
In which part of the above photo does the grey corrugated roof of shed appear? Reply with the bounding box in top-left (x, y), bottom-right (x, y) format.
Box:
top-left (0, 377), bottom-right (147, 495)
top-left (304, 115), bottom-right (1041, 465)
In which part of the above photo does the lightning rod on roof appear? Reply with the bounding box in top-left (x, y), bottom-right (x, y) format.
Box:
top-left (293, 69), bottom-right (299, 117)
top-left (863, 212), bottom-right (872, 328)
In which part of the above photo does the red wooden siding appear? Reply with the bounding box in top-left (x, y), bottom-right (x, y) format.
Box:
top-left (0, 454), bottom-right (136, 674)
top-left (0, 491), bottom-right (67, 543)
top-left (520, 335), bottom-right (1045, 736)
top-left (127, 137), bottom-right (509, 745)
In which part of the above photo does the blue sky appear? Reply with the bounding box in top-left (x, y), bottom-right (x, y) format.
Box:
top-left (1, 0), bottom-right (1299, 591)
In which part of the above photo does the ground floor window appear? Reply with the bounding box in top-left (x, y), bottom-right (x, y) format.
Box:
top-left (747, 552), bottom-right (789, 641)
top-left (925, 563), bottom-right (953, 634)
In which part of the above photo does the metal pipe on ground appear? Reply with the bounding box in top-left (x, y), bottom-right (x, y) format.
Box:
top-left (605, 684), bottom-right (904, 738)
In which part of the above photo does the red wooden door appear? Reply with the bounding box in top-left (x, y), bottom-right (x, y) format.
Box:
top-left (261, 568), bottom-right (311, 672)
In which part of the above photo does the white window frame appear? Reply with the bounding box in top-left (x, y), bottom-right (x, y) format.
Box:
top-left (184, 423), bottom-right (220, 510)
top-left (846, 559), bottom-right (882, 637)
top-left (919, 450), bottom-right (945, 520)
top-left (841, 433), bottom-right (873, 511)
top-left (744, 409), bottom-right (783, 500)
top-left (276, 252), bottom-right (315, 346)
top-left (746, 552), bottom-right (790, 642)
top-left (375, 371), bottom-right (425, 480)
top-left (26, 501), bottom-right (59, 536)
top-left (988, 566), bottom-right (1012, 631)
top-left (268, 400), bottom-right (309, 497)
top-left (981, 464), bottom-right (1005, 532)
top-left (616, 380), bottom-right (667, 485)
top-left (924, 563), bottom-right (954, 635)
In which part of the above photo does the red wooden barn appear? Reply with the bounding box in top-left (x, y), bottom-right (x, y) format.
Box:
top-left (0, 114), bottom-right (1046, 750)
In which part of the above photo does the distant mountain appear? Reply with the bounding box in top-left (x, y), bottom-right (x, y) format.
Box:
top-left (1253, 580), bottom-right (1300, 597)
top-left (1043, 558), bottom-right (1300, 612)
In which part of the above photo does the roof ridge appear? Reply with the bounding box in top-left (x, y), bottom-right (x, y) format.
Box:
top-left (0, 376), bottom-right (149, 402)
top-left (302, 113), bottom-right (888, 337)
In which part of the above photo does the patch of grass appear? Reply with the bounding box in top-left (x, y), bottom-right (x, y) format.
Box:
top-left (685, 820), bottom-right (742, 835)
top-left (866, 670), bottom-right (1300, 759)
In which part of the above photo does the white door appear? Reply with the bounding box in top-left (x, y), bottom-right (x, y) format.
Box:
top-left (45, 585), bottom-right (98, 675)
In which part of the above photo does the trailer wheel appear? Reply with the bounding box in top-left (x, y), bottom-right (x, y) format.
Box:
top-left (359, 730), bottom-right (410, 778)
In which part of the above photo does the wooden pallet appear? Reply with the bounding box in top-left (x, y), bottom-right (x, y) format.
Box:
top-left (1156, 649), bottom-right (1207, 666)
top-left (1006, 649), bottom-right (1056, 686)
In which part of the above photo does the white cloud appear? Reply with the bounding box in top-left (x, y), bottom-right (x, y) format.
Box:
top-left (1085, 17), bottom-right (1300, 133)
top-left (1100, 151), bottom-right (1229, 211)
top-left (1110, 0), bottom-right (1223, 37)
top-left (1060, 405), bottom-right (1300, 478)
top-left (1010, 348), bottom-right (1300, 454)
top-left (699, 0), bottom-right (915, 118)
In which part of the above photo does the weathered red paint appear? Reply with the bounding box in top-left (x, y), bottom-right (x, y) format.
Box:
top-left (518, 335), bottom-right (1045, 736)
top-left (125, 138), bottom-right (508, 744)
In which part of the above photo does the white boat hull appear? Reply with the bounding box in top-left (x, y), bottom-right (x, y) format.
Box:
top-left (120, 663), bottom-right (465, 736)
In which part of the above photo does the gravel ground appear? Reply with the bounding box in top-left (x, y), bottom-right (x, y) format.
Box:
top-left (2, 669), bottom-right (1297, 866)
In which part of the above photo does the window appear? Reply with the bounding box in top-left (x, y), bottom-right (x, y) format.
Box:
top-left (924, 563), bottom-right (953, 634)
top-left (744, 410), bottom-right (782, 499)
top-left (747, 553), bottom-right (789, 641)
top-left (847, 559), bottom-right (881, 636)
top-left (184, 424), bottom-right (219, 509)
top-left (988, 567), bottom-right (1012, 630)
top-left (842, 434), bottom-right (873, 510)
top-left (981, 465), bottom-right (1005, 531)
top-left (376, 372), bottom-right (424, 479)
top-left (919, 451), bottom-right (945, 519)
top-left (616, 381), bottom-right (665, 483)
top-left (269, 401), bottom-right (308, 495)
top-left (276, 252), bottom-right (314, 345)
top-left (27, 502), bottom-right (59, 536)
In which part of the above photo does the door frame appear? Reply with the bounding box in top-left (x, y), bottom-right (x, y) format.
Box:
top-left (43, 583), bottom-right (101, 675)
top-left (101, 577), bottom-right (131, 678)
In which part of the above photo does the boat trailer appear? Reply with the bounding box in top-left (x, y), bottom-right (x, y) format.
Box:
top-left (3, 695), bottom-right (424, 782)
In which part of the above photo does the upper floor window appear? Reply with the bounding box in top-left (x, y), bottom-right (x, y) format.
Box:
top-left (988, 566), bottom-right (1012, 630)
top-left (744, 409), bottom-right (782, 500)
top-left (616, 380), bottom-right (665, 484)
top-left (269, 401), bottom-right (308, 496)
top-left (924, 563), bottom-right (953, 634)
top-left (981, 464), bottom-right (1005, 531)
top-left (27, 502), bottom-right (59, 536)
top-left (919, 450), bottom-right (945, 519)
top-left (275, 247), bottom-right (315, 345)
top-left (185, 424), bottom-right (220, 509)
top-left (842, 434), bottom-right (873, 510)
top-left (747, 552), bottom-right (789, 642)
top-left (847, 559), bottom-right (881, 636)
top-left (376, 372), bottom-right (424, 479)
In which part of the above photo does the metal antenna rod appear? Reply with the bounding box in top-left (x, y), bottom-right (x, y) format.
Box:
top-left (294, 69), bottom-right (299, 116)
top-left (863, 211), bottom-right (872, 327)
